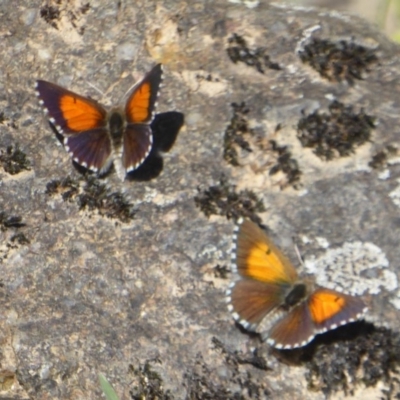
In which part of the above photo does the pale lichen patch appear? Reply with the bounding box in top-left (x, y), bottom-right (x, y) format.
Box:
top-left (304, 241), bottom-right (396, 296)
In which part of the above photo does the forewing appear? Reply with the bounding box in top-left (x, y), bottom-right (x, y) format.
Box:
top-left (233, 219), bottom-right (298, 284)
top-left (36, 80), bottom-right (107, 134)
top-left (226, 279), bottom-right (286, 331)
top-left (125, 64), bottom-right (163, 124)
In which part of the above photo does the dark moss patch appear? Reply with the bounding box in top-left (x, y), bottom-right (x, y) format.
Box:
top-left (129, 359), bottom-right (173, 400)
top-left (40, 5), bottom-right (60, 29)
top-left (40, 2), bottom-right (90, 34)
top-left (0, 211), bottom-right (25, 231)
top-left (269, 140), bottom-right (302, 188)
top-left (80, 3), bottom-right (90, 14)
top-left (184, 338), bottom-right (270, 399)
top-left (213, 264), bottom-right (229, 279)
top-left (223, 103), bottom-right (254, 166)
top-left (46, 176), bottom-right (136, 223)
top-left (369, 145), bottom-right (398, 170)
top-left (45, 176), bottom-right (79, 201)
top-left (303, 324), bottom-right (400, 398)
top-left (194, 175), bottom-right (265, 223)
top-left (297, 101), bottom-right (375, 160)
top-left (212, 337), bottom-right (269, 371)
top-left (227, 33), bottom-right (281, 73)
top-left (299, 38), bottom-right (378, 85)
top-left (0, 145), bottom-right (31, 175)
top-left (10, 232), bottom-right (30, 245)
top-left (0, 211), bottom-right (29, 260)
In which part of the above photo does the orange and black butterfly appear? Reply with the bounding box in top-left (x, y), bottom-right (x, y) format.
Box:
top-left (226, 218), bottom-right (367, 349)
top-left (35, 64), bottom-right (163, 180)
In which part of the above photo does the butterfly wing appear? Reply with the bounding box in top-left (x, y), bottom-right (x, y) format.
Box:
top-left (125, 64), bottom-right (163, 124)
top-left (36, 80), bottom-right (112, 172)
top-left (227, 279), bottom-right (288, 331)
top-left (122, 124), bottom-right (152, 172)
top-left (308, 288), bottom-right (367, 333)
top-left (266, 288), bottom-right (367, 349)
top-left (36, 80), bottom-right (107, 134)
top-left (227, 219), bottom-right (299, 333)
top-left (233, 218), bottom-right (298, 284)
top-left (64, 129), bottom-right (112, 173)
top-left (265, 302), bottom-right (316, 349)
top-left (122, 64), bottom-right (163, 172)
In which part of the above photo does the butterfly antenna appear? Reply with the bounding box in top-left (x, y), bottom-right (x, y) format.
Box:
top-left (122, 79), bottom-right (139, 101)
top-left (85, 81), bottom-right (105, 97)
top-left (294, 243), bottom-right (305, 266)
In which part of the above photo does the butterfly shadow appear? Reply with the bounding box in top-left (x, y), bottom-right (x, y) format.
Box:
top-left (49, 111), bottom-right (184, 181)
top-left (127, 111), bottom-right (184, 181)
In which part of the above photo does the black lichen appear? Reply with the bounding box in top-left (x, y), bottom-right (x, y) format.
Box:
top-left (299, 38), bottom-right (378, 85)
top-left (0, 211), bottom-right (25, 231)
top-left (10, 232), bottom-right (30, 245)
top-left (40, 2), bottom-right (90, 34)
top-left (297, 101), bottom-right (375, 160)
top-left (46, 176), bottom-right (136, 223)
top-left (129, 359), bottom-right (173, 400)
top-left (78, 177), bottom-right (136, 222)
top-left (40, 5), bottom-right (60, 29)
top-left (304, 324), bottom-right (400, 398)
top-left (269, 140), bottom-right (302, 188)
top-left (223, 103), bottom-right (254, 166)
top-left (213, 264), bottom-right (229, 279)
top-left (184, 339), bottom-right (270, 399)
top-left (45, 176), bottom-right (79, 201)
top-left (212, 337), bottom-right (269, 371)
top-left (0, 145), bottom-right (30, 175)
top-left (194, 175), bottom-right (265, 223)
top-left (227, 33), bottom-right (281, 73)
top-left (0, 212), bottom-right (29, 255)
top-left (369, 145), bottom-right (398, 170)
top-left (80, 3), bottom-right (90, 14)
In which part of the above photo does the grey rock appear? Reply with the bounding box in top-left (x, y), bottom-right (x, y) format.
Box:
top-left (0, 0), bottom-right (399, 399)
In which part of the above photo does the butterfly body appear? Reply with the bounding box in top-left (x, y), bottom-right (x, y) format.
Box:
top-left (227, 218), bottom-right (367, 349)
top-left (36, 64), bottom-right (163, 180)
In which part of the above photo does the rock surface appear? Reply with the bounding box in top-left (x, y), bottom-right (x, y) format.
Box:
top-left (0, 0), bottom-right (400, 399)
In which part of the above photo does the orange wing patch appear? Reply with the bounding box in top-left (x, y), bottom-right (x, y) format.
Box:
top-left (236, 219), bottom-right (298, 284)
top-left (60, 95), bottom-right (105, 132)
top-left (126, 82), bottom-right (151, 123)
top-left (308, 290), bottom-right (346, 324)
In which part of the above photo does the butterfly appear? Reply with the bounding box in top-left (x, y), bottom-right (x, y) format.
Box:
top-left (226, 218), bottom-right (367, 349)
top-left (35, 64), bottom-right (163, 181)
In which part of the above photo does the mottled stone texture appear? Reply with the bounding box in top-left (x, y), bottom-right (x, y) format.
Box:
top-left (1, 0), bottom-right (400, 399)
